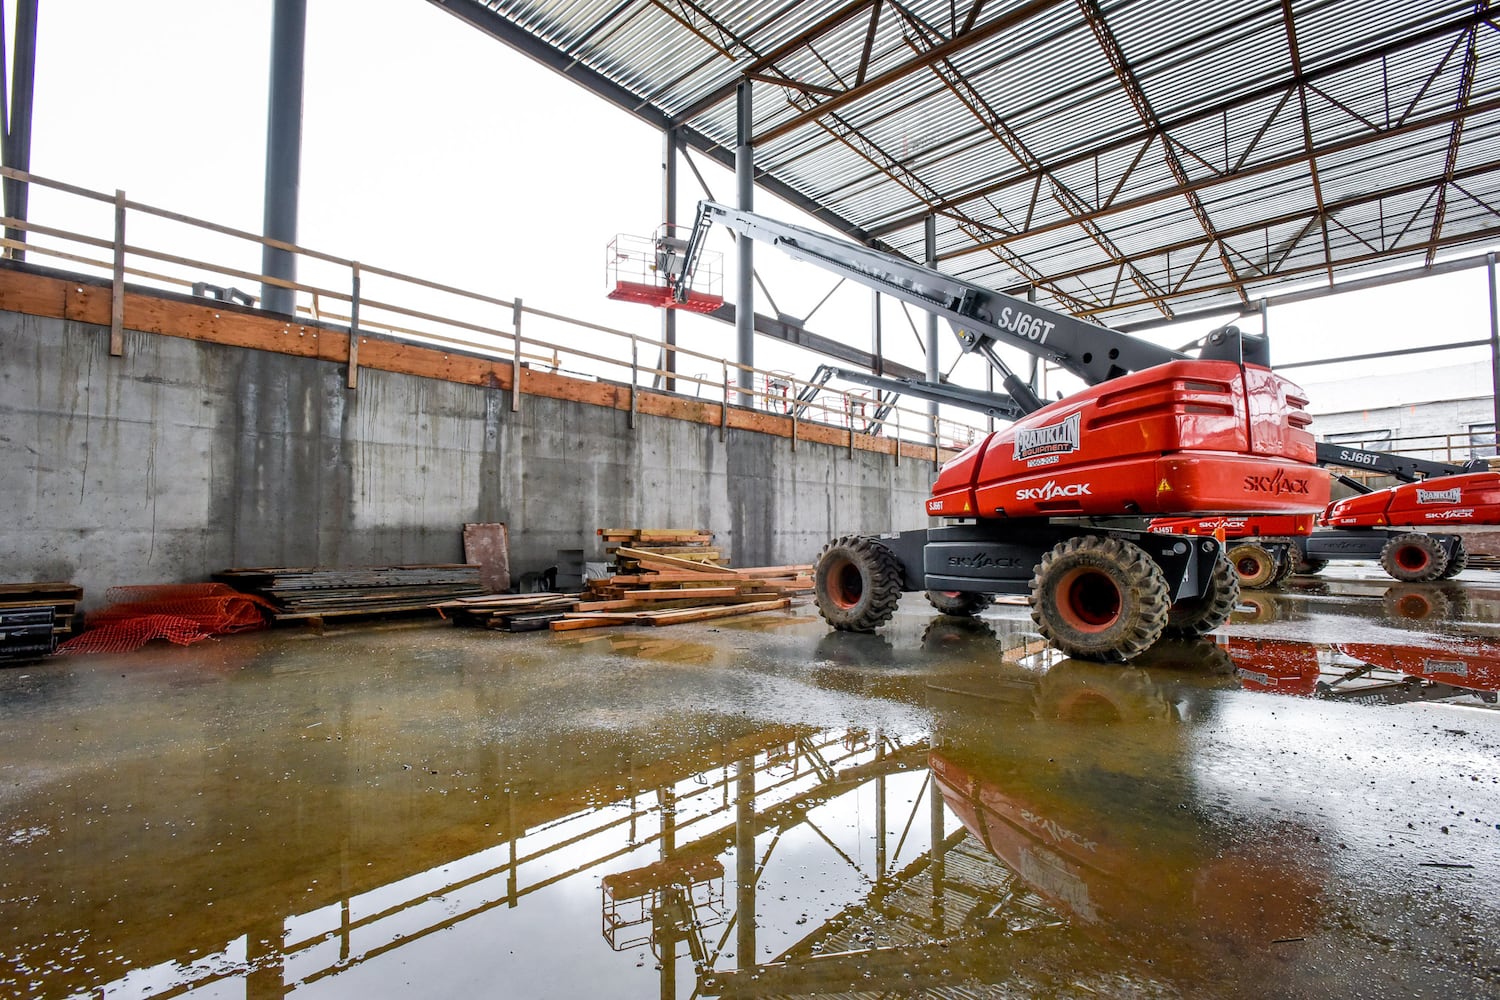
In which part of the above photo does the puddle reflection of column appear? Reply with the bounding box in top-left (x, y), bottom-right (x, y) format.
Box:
top-left (245, 917), bottom-right (283, 1000)
top-left (658, 786), bottom-right (677, 1000)
top-left (874, 733), bottom-right (886, 877)
top-left (735, 755), bottom-right (756, 971)
top-left (929, 759), bottom-right (946, 932)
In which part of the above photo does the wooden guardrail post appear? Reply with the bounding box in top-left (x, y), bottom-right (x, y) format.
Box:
top-left (110, 189), bottom-right (125, 357)
top-left (720, 361), bottom-right (729, 441)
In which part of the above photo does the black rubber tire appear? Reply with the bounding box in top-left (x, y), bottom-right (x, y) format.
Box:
top-left (1271, 547), bottom-right (1298, 585)
top-left (925, 590), bottom-right (991, 616)
top-left (1438, 538), bottom-right (1469, 579)
top-left (1379, 532), bottom-right (1449, 583)
top-left (814, 534), bottom-right (904, 632)
top-left (1293, 556), bottom-right (1328, 576)
top-left (1164, 552), bottom-right (1241, 638)
top-left (1227, 542), bottom-right (1279, 589)
top-left (1027, 535), bottom-right (1170, 662)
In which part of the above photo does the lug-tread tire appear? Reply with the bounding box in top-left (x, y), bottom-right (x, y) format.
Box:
top-left (1028, 535), bottom-right (1170, 663)
top-left (1438, 538), bottom-right (1469, 580)
top-left (1271, 548), bottom-right (1297, 585)
top-left (1379, 532), bottom-right (1449, 583)
top-left (1227, 542), bottom-right (1279, 590)
top-left (925, 590), bottom-right (991, 616)
top-left (814, 535), bottom-right (904, 632)
top-left (1164, 552), bottom-right (1241, 638)
top-left (1294, 556), bottom-right (1328, 576)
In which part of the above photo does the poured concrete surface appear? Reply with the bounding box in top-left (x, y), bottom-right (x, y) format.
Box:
top-left (2, 564), bottom-right (1498, 998)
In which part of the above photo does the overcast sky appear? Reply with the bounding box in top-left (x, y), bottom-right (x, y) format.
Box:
top-left (21, 0), bottom-right (1499, 414)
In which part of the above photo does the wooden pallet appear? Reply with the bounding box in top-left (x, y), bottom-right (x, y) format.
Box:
top-left (0, 581), bottom-right (83, 645)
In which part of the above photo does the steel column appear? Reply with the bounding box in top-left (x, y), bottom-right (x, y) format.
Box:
top-left (2, 0), bottom-right (38, 261)
top-left (735, 81), bottom-right (755, 403)
top-left (924, 215), bottom-right (939, 419)
top-left (1489, 253), bottom-right (1499, 442)
top-left (260, 0), bottom-right (307, 316)
top-left (662, 127), bottom-right (678, 392)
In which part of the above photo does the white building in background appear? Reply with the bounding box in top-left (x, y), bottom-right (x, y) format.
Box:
top-left (1301, 363), bottom-right (1497, 463)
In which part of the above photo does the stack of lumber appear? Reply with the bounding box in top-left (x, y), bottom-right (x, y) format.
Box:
top-left (598, 528), bottom-right (724, 568)
top-left (214, 565), bottom-right (484, 621)
top-left (0, 582), bottom-right (82, 661)
top-left (432, 593), bottom-right (579, 632)
top-left (554, 547), bottom-right (812, 632)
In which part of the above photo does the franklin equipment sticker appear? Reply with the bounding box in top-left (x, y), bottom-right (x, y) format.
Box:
top-left (1013, 412), bottom-right (1081, 462)
top-left (1416, 486), bottom-right (1462, 504)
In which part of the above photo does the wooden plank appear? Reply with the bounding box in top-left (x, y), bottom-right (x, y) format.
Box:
top-left (0, 582), bottom-right (83, 598)
top-left (619, 587), bottom-right (741, 600)
top-left (641, 598), bottom-right (790, 625)
top-left (575, 593), bottom-right (775, 613)
top-left (634, 530), bottom-right (713, 542)
top-left (615, 548), bottom-right (734, 574)
top-left (606, 571), bottom-right (746, 585)
top-left (731, 564), bottom-right (815, 578)
top-left (610, 546), bottom-right (720, 561)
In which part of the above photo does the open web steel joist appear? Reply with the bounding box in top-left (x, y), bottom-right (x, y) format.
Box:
top-left (432, 0), bottom-right (1500, 329)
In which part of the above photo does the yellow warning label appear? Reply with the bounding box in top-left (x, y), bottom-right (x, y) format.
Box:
top-left (963, 500), bottom-right (971, 512)
top-left (1158, 479), bottom-right (1172, 492)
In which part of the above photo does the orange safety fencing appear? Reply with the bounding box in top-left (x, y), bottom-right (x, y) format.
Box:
top-left (58, 583), bottom-right (274, 655)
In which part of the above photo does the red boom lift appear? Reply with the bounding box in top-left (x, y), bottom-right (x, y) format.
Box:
top-left (1150, 449), bottom-right (1493, 586)
top-left (638, 202), bottom-right (1330, 661)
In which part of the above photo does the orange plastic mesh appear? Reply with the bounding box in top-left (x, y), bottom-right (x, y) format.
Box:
top-left (58, 584), bottom-right (274, 655)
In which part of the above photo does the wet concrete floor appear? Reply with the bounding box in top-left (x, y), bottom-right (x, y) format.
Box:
top-left (1, 563), bottom-right (1498, 999)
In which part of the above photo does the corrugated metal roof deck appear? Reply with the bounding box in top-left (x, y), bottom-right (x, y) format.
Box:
top-left (434, 0), bottom-right (1500, 330)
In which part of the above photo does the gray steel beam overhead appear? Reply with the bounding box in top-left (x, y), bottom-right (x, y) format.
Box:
top-left (428, 0), bottom-right (1500, 332)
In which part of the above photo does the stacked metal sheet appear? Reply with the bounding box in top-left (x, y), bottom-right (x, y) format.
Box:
top-left (214, 565), bottom-right (484, 621)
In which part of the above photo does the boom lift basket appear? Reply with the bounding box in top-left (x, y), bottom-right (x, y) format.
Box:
top-left (606, 226), bottom-right (724, 313)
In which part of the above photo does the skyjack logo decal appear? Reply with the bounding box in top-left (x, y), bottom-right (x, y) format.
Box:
top-left (1416, 487), bottom-right (1463, 504)
top-left (947, 552), bottom-right (1024, 570)
top-left (1423, 508), bottom-right (1474, 521)
top-left (1013, 412), bottom-right (1081, 462)
top-left (1016, 480), bottom-right (1092, 502)
top-left (1242, 468), bottom-right (1312, 496)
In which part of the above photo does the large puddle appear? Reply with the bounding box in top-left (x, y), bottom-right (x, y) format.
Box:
top-left (2, 573), bottom-right (1497, 998)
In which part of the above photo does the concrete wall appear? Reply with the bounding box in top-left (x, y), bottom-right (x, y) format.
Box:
top-left (0, 311), bottom-right (935, 607)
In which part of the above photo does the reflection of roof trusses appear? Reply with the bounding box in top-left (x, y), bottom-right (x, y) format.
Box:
top-left (703, 838), bottom-right (1095, 998)
top-left (438, 2), bottom-right (1500, 329)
